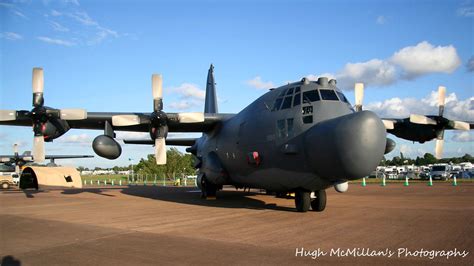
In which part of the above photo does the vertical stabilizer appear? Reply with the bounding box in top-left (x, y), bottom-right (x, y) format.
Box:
top-left (204, 64), bottom-right (218, 114)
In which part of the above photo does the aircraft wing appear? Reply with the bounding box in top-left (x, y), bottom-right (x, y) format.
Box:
top-left (124, 138), bottom-right (197, 146)
top-left (45, 155), bottom-right (94, 159)
top-left (0, 112), bottom-right (235, 133)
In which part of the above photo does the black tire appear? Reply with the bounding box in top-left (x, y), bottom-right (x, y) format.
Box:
top-left (1, 182), bottom-right (10, 190)
top-left (311, 190), bottom-right (327, 212)
top-left (200, 176), bottom-right (217, 199)
top-left (295, 191), bottom-right (311, 212)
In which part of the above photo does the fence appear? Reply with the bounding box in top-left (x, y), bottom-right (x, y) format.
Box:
top-left (81, 174), bottom-right (197, 187)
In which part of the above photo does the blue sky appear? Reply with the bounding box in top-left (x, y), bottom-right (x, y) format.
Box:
top-left (0, 0), bottom-right (473, 168)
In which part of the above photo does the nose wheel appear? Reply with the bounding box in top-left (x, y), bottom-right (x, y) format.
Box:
top-left (200, 176), bottom-right (217, 200)
top-left (310, 190), bottom-right (326, 212)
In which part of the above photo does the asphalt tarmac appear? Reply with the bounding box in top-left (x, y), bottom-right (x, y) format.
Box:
top-left (1, 183), bottom-right (473, 265)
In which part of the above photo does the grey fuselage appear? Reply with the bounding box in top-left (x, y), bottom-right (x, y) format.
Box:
top-left (196, 79), bottom-right (387, 192)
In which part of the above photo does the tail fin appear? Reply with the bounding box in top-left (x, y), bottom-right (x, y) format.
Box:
top-left (204, 64), bottom-right (218, 114)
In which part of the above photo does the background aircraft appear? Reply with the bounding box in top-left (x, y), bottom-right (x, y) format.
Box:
top-left (0, 143), bottom-right (94, 174)
top-left (0, 67), bottom-right (472, 212)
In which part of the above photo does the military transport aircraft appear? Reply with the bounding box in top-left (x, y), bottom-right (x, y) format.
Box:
top-left (0, 143), bottom-right (93, 174)
top-left (0, 66), bottom-right (472, 212)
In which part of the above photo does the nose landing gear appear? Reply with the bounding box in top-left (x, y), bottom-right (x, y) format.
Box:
top-left (294, 190), bottom-right (327, 212)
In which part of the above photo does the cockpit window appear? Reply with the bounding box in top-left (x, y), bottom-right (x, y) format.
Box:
top-left (293, 93), bottom-right (301, 106)
top-left (320, 89), bottom-right (339, 101)
top-left (336, 91), bottom-right (350, 104)
top-left (295, 87), bottom-right (301, 93)
top-left (286, 88), bottom-right (294, 95)
top-left (272, 98), bottom-right (283, 111)
top-left (281, 96), bottom-right (293, 110)
top-left (303, 90), bottom-right (320, 103)
top-left (279, 89), bottom-right (288, 97)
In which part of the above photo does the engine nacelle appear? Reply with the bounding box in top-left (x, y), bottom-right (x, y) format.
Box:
top-left (43, 120), bottom-right (70, 141)
top-left (385, 138), bottom-right (396, 154)
top-left (92, 135), bottom-right (122, 160)
top-left (200, 152), bottom-right (228, 185)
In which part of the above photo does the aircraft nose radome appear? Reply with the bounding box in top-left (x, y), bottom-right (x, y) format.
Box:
top-left (304, 111), bottom-right (386, 181)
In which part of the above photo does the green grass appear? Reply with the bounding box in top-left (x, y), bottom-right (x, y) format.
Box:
top-left (80, 175), bottom-right (197, 187)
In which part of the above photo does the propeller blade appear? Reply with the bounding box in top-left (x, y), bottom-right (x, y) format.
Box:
top-left (438, 86), bottom-right (446, 116)
top-left (33, 136), bottom-right (45, 163)
top-left (177, 112), bottom-right (205, 123)
top-left (409, 114), bottom-right (437, 125)
top-left (382, 119), bottom-right (394, 130)
top-left (13, 144), bottom-right (18, 155)
top-left (453, 121), bottom-right (470, 131)
top-left (0, 110), bottom-right (17, 121)
top-left (15, 165), bottom-right (20, 175)
top-left (59, 109), bottom-right (87, 120)
top-left (152, 74), bottom-right (163, 100)
top-left (155, 138), bottom-right (167, 165)
top-left (354, 83), bottom-right (364, 111)
top-left (435, 139), bottom-right (444, 159)
top-left (32, 68), bottom-right (44, 93)
top-left (112, 115), bottom-right (141, 126)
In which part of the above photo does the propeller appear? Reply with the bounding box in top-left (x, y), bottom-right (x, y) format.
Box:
top-left (408, 86), bottom-right (470, 159)
top-left (354, 83), bottom-right (364, 112)
top-left (112, 73), bottom-right (205, 165)
top-left (0, 68), bottom-right (88, 163)
top-left (353, 82), bottom-right (394, 130)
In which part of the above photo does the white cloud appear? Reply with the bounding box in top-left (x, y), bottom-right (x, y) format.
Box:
top-left (50, 9), bottom-right (62, 16)
top-left (169, 83), bottom-right (205, 100)
top-left (246, 76), bottom-right (274, 90)
top-left (87, 26), bottom-right (118, 45)
top-left (317, 41), bottom-right (462, 90)
top-left (50, 21), bottom-right (69, 32)
top-left (12, 9), bottom-right (27, 19)
top-left (168, 100), bottom-right (201, 111)
top-left (67, 11), bottom-right (119, 45)
top-left (337, 59), bottom-right (397, 88)
top-left (0, 3), bottom-right (14, 8)
top-left (366, 91), bottom-right (474, 121)
top-left (166, 83), bottom-right (206, 111)
top-left (399, 144), bottom-right (413, 155)
top-left (56, 134), bottom-right (92, 145)
top-left (467, 56), bottom-right (474, 72)
top-left (69, 11), bottom-right (97, 26)
top-left (63, 0), bottom-right (80, 5)
top-left (390, 41), bottom-right (461, 79)
top-left (0, 32), bottom-right (23, 40)
top-left (452, 132), bottom-right (474, 142)
top-left (457, 6), bottom-right (474, 17)
top-left (376, 15), bottom-right (386, 25)
top-left (37, 36), bottom-right (76, 46)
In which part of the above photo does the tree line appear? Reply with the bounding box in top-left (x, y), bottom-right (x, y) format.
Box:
top-left (380, 153), bottom-right (473, 166)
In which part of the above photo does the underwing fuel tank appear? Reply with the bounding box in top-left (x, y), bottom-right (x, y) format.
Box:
top-left (304, 111), bottom-right (386, 181)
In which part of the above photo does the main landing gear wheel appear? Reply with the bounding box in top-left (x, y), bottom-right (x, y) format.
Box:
top-left (200, 177), bottom-right (217, 200)
top-left (295, 191), bottom-right (311, 212)
top-left (311, 190), bottom-right (326, 212)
